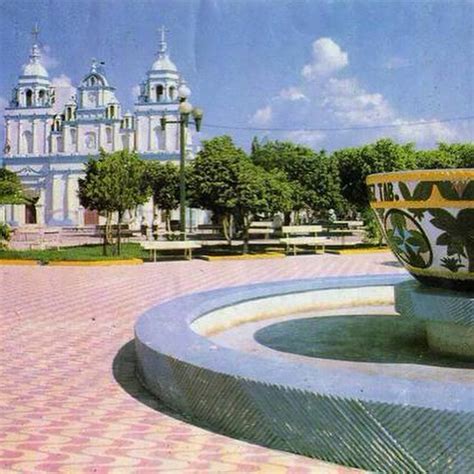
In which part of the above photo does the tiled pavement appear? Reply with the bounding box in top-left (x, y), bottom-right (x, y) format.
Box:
top-left (0, 253), bottom-right (405, 473)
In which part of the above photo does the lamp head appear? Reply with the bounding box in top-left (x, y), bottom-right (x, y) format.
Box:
top-left (192, 107), bottom-right (203, 132)
top-left (178, 101), bottom-right (193, 115)
top-left (177, 83), bottom-right (191, 100)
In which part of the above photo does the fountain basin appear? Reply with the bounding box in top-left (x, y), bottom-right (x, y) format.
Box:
top-left (367, 169), bottom-right (474, 291)
top-left (134, 275), bottom-right (473, 472)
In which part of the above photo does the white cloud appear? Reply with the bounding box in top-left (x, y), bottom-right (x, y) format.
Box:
top-left (51, 74), bottom-right (73, 88)
top-left (250, 105), bottom-right (272, 126)
top-left (51, 74), bottom-right (76, 113)
top-left (41, 45), bottom-right (59, 70)
top-left (131, 84), bottom-right (140, 100)
top-left (278, 86), bottom-right (307, 102)
top-left (285, 130), bottom-right (326, 147)
top-left (322, 78), bottom-right (395, 126)
top-left (301, 38), bottom-right (348, 80)
top-left (393, 118), bottom-right (459, 145)
top-left (249, 37), bottom-right (464, 149)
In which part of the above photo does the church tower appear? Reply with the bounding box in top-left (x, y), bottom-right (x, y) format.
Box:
top-left (134, 27), bottom-right (189, 155)
top-left (4, 25), bottom-right (54, 157)
top-left (71, 59), bottom-right (125, 154)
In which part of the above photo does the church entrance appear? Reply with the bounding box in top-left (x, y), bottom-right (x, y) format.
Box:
top-left (25, 203), bottom-right (37, 224)
top-left (84, 209), bottom-right (99, 225)
top-left (24, 191), bottom-right (39, 225)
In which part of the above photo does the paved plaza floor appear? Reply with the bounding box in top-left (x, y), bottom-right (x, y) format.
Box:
top-left (0, 253), bottom-right (406, 473)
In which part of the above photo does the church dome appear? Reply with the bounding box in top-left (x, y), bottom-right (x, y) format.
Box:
top-left (150, 27), bottom-right (178, 72)
top-left (151, 55), bottom-right (177, 72)
top-left (23, 60), bottom-right (48, 78)
top-left (22, 41), bottom-right (49, 78)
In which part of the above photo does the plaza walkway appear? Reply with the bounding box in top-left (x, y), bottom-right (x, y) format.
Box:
top-left (0, 253), bottom-right (406, 473)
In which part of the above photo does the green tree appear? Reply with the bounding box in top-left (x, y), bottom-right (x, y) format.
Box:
top-left (188, 136), bottom-right (248, 244)
top-left (335, 138), bottom-right (417, 210)
top-left (235, 163), bottom-right (293, 253)
top-left (0, 168), bottom-right (25, 205)
top-left (251, 138), bottom-right (346, 220)
top-left (415, 149), bottom-right (459, 169)
top-left (437, 143), bottom-right (474, 168)
top-left (146, 161), bottom-right (179, 231)
top-left (78, 149), bottom-right (150, 255)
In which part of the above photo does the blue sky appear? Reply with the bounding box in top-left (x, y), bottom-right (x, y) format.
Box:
top-left (0, 0), bottom-right (473, 152)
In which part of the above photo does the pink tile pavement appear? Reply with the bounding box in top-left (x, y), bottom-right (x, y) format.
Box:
top-left (0, 252), bottom-right (404, 473)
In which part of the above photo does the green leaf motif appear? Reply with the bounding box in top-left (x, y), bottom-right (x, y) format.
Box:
top-left (429, 208), bottom-right (474, 272)
top-left (441, 256), bottom-right (465, 273)
top-left (412, 181), bottom-right (434, 200)
top-left (408, 208), bottom-right (426, 221)
top-left (384, 209), bottom-right (432, 269)
top-left (398, 182), bottom-right (412, 200)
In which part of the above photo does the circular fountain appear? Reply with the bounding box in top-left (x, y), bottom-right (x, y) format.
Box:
top-left (134, 168), bottom-right (473, 472)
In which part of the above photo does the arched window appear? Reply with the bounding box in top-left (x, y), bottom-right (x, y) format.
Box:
top-left (38, 89), bottom-right (46, 106)
top-left (56, 136), bottom-right (64, 153)
top-left (156, 85), bottom-right (164, 102)
top-left (26, 89), bottom-right (33, 107)
top-left (90, 76), bottom-right (96, 86)
top-left (121, 134), bottom-right (130, 150)
top-left (70, 128), bottom-right (77, 145)
top-left (52, 115), bottom-right (62, 132)
top-left (169, 86), bottom-right (176, 100)
top-left (84, 132), bottom-right (97, 150)
top-left (106, 127), bottom-right (112, 144)
top-left (22, 131), bottom-right (33, 154)
top-left (154, 126), bottom-right (166, 151)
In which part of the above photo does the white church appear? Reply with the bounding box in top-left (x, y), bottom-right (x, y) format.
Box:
top-left (2, 26), bottom-right (195, 227)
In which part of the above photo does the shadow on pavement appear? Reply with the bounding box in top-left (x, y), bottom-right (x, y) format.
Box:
top-left (112, 341), bottom-right (189, 421)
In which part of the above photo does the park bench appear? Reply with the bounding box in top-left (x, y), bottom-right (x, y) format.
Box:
top-left (280, 225), bottom-right (328, 256)
top-left (320, 220), bottom-right (366, 245)
top-left (14, 226), bottom-right (62, 250)
top-left (197, 224), bottom-right (221, 234)
top-left (94, 224), bottom-right (136, 241)
top-left (248, 221), bottom-right (274, 239)
top-left (141, 240), bottom-right (202, 262)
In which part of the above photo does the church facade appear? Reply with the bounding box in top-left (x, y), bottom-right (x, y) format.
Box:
top-left (2, 27), bottom-right (193, 227)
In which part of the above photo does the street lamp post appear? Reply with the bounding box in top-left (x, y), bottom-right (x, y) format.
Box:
top-left (161, 83), bottom-right (202, 239)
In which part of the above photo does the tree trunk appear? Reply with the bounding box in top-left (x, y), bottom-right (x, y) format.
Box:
top-left (102, 212), bottom-right (112, 256)
top-left (165, 211), bottom-right (171, 233)
top-left (242, 215), bottom-right (250, 255)
top-left (117, 211), bottom-right (123, 256)
top-left (222, 214), bottom-right (233, 247)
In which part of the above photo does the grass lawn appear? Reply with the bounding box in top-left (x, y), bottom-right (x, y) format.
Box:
top-left (0, 243), bottom-right (147, 262)
top-left (0, 241), bottom-right (388, 263)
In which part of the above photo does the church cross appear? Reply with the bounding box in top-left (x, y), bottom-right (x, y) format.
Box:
top-left (31, 23), bottom-right (40, 43)
top-left (158, 25), bottom-right (169, 43)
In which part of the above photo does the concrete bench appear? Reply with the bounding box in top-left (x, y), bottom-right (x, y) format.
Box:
top-left (197, 224), bottom-right (221, 233)
top-left (14, 227), bottom-right (62, 250)
top-left (280, 225), bottom-right (327, 255)
top-left (249, 221), bottom-right (274, 239)
top-left (280, 236), bottom-right (328, 256)
top-left (141, 240), bottom-right (202, 262)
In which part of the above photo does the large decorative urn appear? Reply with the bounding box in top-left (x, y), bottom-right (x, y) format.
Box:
top-left (367, 169), bottom-right (474, 292)
top-left (367, 169), bottom-right (474, 359)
